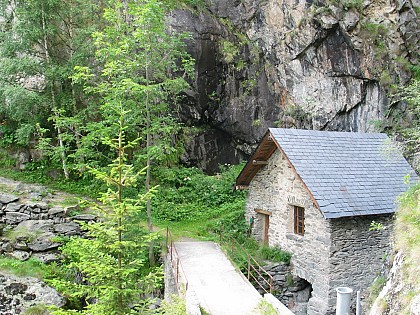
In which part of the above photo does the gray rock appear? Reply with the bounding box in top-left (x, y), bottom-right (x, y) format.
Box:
top-left (411, 294), bottom-right (420, 315)
top-left (5, 212), bottom-right (30, 224)
top-left (8, 250), bottom-right (30, 261)
top-left (4, 202), bottom-right (22, 212)
top-left (26, 201), bottom-right (48, 210)
top-left (71, 214), bottom-right (97, 221)
top-left (54, 222), bottom-right (81, 236)
top-left (65, 204), bottom-right (80, 215)
top-left (0, 194), bottom-right (19, 204)
top-left (318, 14), bottom-right (339, 29)
top-left (32, 252), bottom-right (61, 264)
top-left (341, 10), bottom-right (360, 31)
top-left (13, 241), bottom-right (29, 251)
top-left (48, 206), bottom-right (65, 217)
top-left (0, 272), bottom-right (64, 314)
top-left (14, 220), bottom-right (54, 234)
top-left (32, 207), bottom-right (42, 213)
top-left (1, 242), bottom-right (13, 253)
top-left (28, 232), bottom-right (61, 252)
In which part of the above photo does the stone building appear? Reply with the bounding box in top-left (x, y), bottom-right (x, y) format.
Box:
top-left (235, 128), bottom-right (417, 315)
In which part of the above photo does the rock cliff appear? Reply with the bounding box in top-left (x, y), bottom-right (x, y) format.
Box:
top-left (172, 0), bottom-right (419, 172)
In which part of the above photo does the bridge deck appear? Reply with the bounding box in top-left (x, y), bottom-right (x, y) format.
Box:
top-left (175, 241), bottom-right (262, 315)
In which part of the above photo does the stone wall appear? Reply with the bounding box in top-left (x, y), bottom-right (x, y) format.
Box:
top-left (329, 215), bottom-right (393, 314)
top-left (245, 149), bottom-right (394, 315)
top-left (0, 192), bottom-right (95, 263)
top-left (263, 262), bottom-right (313, 314)
top-left (245, 149), bottom-right (331, 314)
top-left (0, 187), bottom-right (97, 314)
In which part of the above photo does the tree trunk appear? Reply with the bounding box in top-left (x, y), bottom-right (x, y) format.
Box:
top-left (41, 3), bottom-right (69, 179)
top-left (145, 51), bottom-right (155, 266)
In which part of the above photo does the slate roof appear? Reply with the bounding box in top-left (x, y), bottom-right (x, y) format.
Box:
top-left (238, 128), bottom-right (418, 219)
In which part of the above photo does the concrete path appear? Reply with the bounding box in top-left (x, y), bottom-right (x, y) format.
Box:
top-left (175, 241), bottom-right (262, 315)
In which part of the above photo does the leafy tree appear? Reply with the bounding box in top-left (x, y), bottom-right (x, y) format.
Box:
top-left (49, 103), bottom-right (161, 315)
top-left (0, 0), bottom-right (99, 177)
top-left (73, 0), bottom-right (194, 264)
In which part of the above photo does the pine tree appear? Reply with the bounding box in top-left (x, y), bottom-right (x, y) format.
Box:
top-left (49, 103), bottom-right (161, 315)
top-left (73, 0), bottom-right (194, 264)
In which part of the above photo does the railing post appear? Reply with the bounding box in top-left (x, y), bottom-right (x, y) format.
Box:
top-left (270, 276), bottom-right (273, 294)
top-left (247, 257), bottom-right (250, 280)
top-left (166, 227), bottom-right (169, 250)
top-left (176, 258), bottom-right (180, 286)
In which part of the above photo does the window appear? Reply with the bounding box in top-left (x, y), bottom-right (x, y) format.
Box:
top-left (294, 206), bottom-right (305, 236)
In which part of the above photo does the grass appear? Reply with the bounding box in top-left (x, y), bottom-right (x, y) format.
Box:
top-left (253, 299), bottom-right (278, 315)
top-left (23, 305), bottom-right (49, 315)
top-left (394, 181), bottom-right (420, 308)
top-left (0, 256), bottom-right (51, 279)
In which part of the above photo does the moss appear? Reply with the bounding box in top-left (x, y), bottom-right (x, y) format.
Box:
top-left (368, 275), bottom-right (387, 304)
top-left (220, 40), bottom-right (240, 64)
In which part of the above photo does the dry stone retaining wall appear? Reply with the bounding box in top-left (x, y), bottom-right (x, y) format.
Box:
top-left (0, 192), bottom-right (95, 264)
top-left (0, 188), bottom-right (96, 314)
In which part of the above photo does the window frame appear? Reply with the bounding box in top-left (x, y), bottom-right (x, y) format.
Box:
top-left (294, 205), bottom-right (305, 236)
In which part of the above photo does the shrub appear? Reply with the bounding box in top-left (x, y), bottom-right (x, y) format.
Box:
top-left (259, 245), bottom-right (292, 264)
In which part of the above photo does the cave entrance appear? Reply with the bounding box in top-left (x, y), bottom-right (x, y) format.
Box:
top-left (287, 276), bottom-right (313, 315)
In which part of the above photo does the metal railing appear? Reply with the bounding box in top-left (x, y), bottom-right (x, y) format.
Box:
top-left (165, 227), bottom-right (188, 292)
top-left (219, 227), bottom-right (273, 294)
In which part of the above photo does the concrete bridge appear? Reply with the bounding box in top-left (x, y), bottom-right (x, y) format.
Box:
top-left (165, 240), bottom-right (294, 315)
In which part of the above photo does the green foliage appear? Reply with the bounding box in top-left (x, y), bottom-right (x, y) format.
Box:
top-left (0, 256), bottom-right (53, 278)
top-left (340, 0), bottom-right (364, 11)
top-left (259, 245), bottom-right (292, 263)
top-left (220, 40), bottom-right (240, 64)
top-left (397, 181), bottom-right (420, 276)
top-left (0, 149), bottom-right (15, 168)
top-left (369, 220), bottom-right (385, 231)
top-left (49, 105), bottom-right (162, 315)
top-left (23, 304), bottom-right (49, 315)
top-left (368, 275), bottom-right (387, 304)
top-left (0, 0), bottom-right (97, 150)
top-left (253, 299), bottom-right (278, 315)
top-left (158, 295), bottom-right (187, 315)
top-left (152, 164), bottom-right (246, 223)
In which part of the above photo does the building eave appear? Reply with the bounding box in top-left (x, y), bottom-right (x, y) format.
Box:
top-left (235, 129), bottom-right (323, 216)
top-left (235, 131), bottom-right (277, 189)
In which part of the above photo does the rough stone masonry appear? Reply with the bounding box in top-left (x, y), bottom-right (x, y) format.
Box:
top-left (246, 149), bottom-right (393, 315)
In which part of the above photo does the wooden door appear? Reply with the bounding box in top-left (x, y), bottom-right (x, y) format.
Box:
top-left (263, 214), bottom-right (269, 245)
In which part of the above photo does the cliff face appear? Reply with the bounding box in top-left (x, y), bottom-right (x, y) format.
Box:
top-left (170, 0), bottom-right (419, 172)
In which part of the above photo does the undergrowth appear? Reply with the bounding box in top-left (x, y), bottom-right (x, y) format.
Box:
top-left (396, 181), bottom-right (420, 302)
top-left (0, 256), bottom-right (59, 279)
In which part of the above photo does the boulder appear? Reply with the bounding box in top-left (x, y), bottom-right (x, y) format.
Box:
top-left (54, 222), bottom-right (81, 236)
top-left (28, 232), bottom-right (61, 252)
top-left (14, 220), bottom-right (54, 234)
top-left (5, 212), bottom-right (30, 224)
top-left (0, 194), bottom-right (19, 205)
top-left (71, 214), bottom-right (97, 221)
top-left (13, 241), bottom-right (29, 251)
top-left (65, 204), bottom-right (80, 215)
top-left (32, 252), bottom-right (61, 264)
top-left (26, 201), bottom-right (48, 210)
top-left (8, 250), bottom-right (30, 261)
top-left (48, 206), bottom-right (65, 217)
top-left (1, 241), bottom-right (13, 253)
top-left (4, 203), bottom-right (22, 212)
top-left (0, 272), bottom-right (64, 314)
